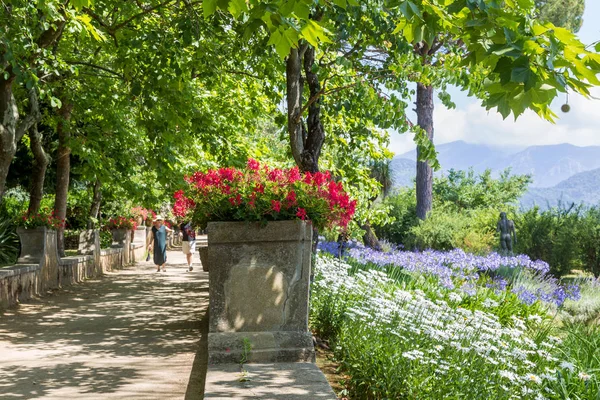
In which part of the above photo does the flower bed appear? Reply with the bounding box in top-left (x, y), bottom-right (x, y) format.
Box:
top-left (311, 254), bottom-right (600, 399)
top-left (319, 241), bottom-right (579, 307)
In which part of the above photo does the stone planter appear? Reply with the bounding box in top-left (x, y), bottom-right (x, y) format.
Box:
top-left (135, 216), bottom-right (144, 226)
top-left (198, 246), bottom-right (209, 272)
top-left (111, 229), bottom-right (128, 248)
top-left (16, 227), bottom-right (49, 264)
top-left (207, 220), bottom-right (314, 364)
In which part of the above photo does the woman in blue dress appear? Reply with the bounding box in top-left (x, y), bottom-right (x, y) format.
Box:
top-left (148, 215), bottom-right (173, 272)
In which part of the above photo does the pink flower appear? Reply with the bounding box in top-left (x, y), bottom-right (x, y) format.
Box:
top-left (247, 158), bottom-right (260, 171)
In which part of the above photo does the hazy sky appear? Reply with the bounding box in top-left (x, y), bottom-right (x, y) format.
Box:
top-left (389, 1), bottom-right (600, 155)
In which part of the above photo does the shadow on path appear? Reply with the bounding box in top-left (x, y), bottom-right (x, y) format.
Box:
top-left (0, 251), bottom-right (209, 400)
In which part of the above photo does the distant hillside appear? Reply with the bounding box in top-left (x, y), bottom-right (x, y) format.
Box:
top-left (521, 168), bottom-right (600, 209)
top-left (390, 157), bottom-right (415, 187)
top-left (393, 141), bottom-right (600, 188)
top-left (391, 141), bottom-right (600, 208)
top-left (398, 141), bottom-right (506, 172)
top-left (489, 144), bottom-right (600, 188)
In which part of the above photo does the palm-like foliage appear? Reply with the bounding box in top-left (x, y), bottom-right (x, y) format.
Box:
top-left (369, 159), bottom-right (394, 200)
top-left (0, 216), bottom-right (19, 265)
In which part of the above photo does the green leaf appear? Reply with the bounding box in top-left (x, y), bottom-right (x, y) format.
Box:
top-left (408, 2), bottom-right (422, 20)
top-left (511, 66), bottom-right (531, 84)
top-left (228, 0), bottom-right (247, 18)
top-left (71, 0), bottom-right (91, 10)
top-left (332, 0), bottom-right (347, 9)
top-left (293, 3), bottom-right (310, 20)
top-left (300, 20), bottom-right (331, 48)
top-left (50, 97), bottom-right (62, 109)
top-left (203, 0), bottom-right (218, 19)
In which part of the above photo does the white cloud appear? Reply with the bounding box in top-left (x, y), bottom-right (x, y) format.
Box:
top-left (388, 87), bottom-right (600, 156)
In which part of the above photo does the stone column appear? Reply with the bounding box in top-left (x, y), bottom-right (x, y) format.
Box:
top-left (207, 220), bottom-right (314, 364)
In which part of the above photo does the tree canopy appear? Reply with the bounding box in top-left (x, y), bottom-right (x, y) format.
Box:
top-left (1, 0), bottom-right (599, 240)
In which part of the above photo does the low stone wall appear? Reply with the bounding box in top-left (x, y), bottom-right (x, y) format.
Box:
top-left (100, 248), bottom-right (123, 273)
top-left (59, 255), bottom-right (97, 286)
top-left (130, 243), bottom-right (146, 264)
top-left (0, 265), bottom-right (42, 310)
top-left (0, 228), bottom-right (140, 310)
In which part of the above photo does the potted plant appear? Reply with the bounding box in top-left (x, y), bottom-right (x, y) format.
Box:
top-left (172, 159), bottom-right (356, 363)
top-left (15, 211), bottom-right (65, 264)
top-left (104, 216), bottom-right (137, 248)
top-left (145, 210), bottom-right (156, 227)
top-left (131, 207), bottom-right (149, 226)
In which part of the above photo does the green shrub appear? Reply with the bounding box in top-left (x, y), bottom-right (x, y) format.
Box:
top-left (374, 188), bottom-right (418, 246)
top-left (515, 204), bottom-right (600, 277)
top-left (406, 207), bottom-right (466, 250)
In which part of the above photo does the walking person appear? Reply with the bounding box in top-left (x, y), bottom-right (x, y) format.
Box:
top-left (148, 215), bottom-right (173, 272)
top-left (180, 220), bottom-right (196, 271)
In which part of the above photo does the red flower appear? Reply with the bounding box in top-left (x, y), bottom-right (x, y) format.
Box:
top-left (287, 167), bottom-right (301, 183)
top-left (271, 200), bottom-right (281, 213)
top-left (296, 208), bottom-right (307, 220)
top-left (285, 191), bottom-right (297, 208)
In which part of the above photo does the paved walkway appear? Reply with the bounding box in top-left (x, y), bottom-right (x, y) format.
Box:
top-left (0, 251), bottom-right (209, 400)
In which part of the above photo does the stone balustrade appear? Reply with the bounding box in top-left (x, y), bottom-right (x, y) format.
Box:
top-left (0, 227), bottom-right (147, 310)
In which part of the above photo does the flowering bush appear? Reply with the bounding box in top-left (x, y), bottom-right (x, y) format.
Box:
top-left (16, 211), bottom-right (65, 230)
top-left (172, 159), bottom-right (356, 230)
top-left (104, 216), bottom-right (137, 230)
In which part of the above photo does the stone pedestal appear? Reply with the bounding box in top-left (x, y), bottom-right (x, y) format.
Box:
top-left (16, 227), bottom-right (60, 290)
top-left (207, 220), bottom-right (314, 364)
top-left (111, 229), bottom-right (128, 248)
top-left (132, 226), bottom-right (147, 246)
top-left (78, 230), bottom-right (100, 256)
top-left (198, 246), bottom-right (209, 272)
top-left (16, 227), bottom-right (47, 264)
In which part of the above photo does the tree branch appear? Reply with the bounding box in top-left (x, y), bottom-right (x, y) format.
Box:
top-left (111, 0), bottom-right (176, 31)
top-left (222, 69), bottom-right (260, 79)
top-left (15, 89), bottom-right (41, 143)
top-left (294, 82), bottom-right (360, 124)
top-left (66, 61), bottom-right (124, 79)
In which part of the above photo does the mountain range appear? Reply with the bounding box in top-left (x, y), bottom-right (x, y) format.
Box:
top-left (391, 141), bottom-right (600, 208)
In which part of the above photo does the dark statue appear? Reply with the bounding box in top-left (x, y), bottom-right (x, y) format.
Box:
top-left (497, 212), bottom-right (517, 255)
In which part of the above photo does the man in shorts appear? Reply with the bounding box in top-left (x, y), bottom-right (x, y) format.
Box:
top-left (180, 220), bottom-right (196, 271)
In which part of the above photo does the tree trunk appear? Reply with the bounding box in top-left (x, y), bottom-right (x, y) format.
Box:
top-left (54, 102), bottom-right (73, 257)
top-left (27, 123), bottom-right (50, 215)
top-left (88, 179), bottom-right (102, 229)
top-left (301, 45), bottom-right (324, 173)
top-left (415, 83), bottom-right (434, 220)
top-left (361, 222), bottom-right (382, 251)
top-left (287, 47), bottom-right (305, 168)
top-left (0, 79), bottom-right (40, 200)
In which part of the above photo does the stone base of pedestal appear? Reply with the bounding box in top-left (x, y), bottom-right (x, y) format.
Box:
top-left (207, 331), bottom-right (315, 364)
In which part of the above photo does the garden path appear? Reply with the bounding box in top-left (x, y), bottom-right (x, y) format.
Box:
top-left (0, 250), bottom-right (209, 400)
